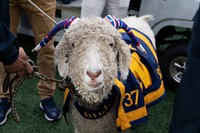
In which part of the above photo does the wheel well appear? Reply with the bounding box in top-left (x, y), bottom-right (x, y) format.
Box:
top-left (155, 26), bottom-right (191, 50)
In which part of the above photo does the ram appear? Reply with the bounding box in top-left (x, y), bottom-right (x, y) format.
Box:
top-left (35, 15), bottom-right (165, 133)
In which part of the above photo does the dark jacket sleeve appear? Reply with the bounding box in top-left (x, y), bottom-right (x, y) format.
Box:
top-left (0, 0), bottom-right (19, 65)
top-left (188, 7), bottom-right (200, 59)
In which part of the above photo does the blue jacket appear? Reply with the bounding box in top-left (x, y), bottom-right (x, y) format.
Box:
top-left (0, 0), bottom-right (19, 65)
top-left (169, 6), bottom-right (200, 133)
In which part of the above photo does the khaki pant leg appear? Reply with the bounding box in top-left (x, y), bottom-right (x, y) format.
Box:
top-left (21, 0), bottom-right (56, 99)
top-left (10, 0), bottom-right (24, 36)
top-left (0, 63), bottom-right (10, 99)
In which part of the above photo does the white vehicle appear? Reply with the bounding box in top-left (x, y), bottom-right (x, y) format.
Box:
top-left (129, 0), bottom-right (200, 89)
top-left (19, 0), bottom-right (200, 89)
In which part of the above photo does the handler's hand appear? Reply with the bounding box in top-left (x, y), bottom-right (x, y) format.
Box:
top-left (3, 47), bottom-right (33, 77)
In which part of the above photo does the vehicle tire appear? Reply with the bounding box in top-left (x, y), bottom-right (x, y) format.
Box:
top-left (159, 43), bottom-right (188, 90)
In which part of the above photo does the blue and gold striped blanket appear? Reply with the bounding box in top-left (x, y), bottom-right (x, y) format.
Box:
top-left (115, 28), bottom-right (165, 131)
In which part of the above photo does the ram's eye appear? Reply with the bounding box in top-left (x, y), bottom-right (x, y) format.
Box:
top-left (109, 43), bottom-right (114, 47)
top-left (71, 43), bottom-right (75, 47)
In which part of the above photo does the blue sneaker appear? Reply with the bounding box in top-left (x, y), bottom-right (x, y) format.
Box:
top-left (40, 97), bottom-right (61, 121)
top-left (0, 98), bottom-right (11, 126)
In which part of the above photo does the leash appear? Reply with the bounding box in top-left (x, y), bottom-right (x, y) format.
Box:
top-left (2, 58), bottom-right (78, 123)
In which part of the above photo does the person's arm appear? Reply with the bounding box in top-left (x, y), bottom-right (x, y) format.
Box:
top-left (3, 47), bottom-right (33, 76)
top-left (0, 20), bottom-right (33, 75)
top-left (0, 21), bottom-right (19, 65)
top-left (0, 0), bottom-right (19, 65)
top-left (0, 0), bottom-right (33, 76)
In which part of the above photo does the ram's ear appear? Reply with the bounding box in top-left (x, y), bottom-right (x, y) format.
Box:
top-left (117, 39), bottom-right (131, 81)
top-left (55, 38), bottom-right (70, 78)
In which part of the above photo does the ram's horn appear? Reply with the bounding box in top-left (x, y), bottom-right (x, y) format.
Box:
top-left (105, 15), bottom-right (146, 54)
top-left (32, 16), bottom-right (80, 52)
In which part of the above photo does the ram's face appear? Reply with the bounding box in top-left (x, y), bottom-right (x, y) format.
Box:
top-left (70, 36), bottom-right (118, 94)
top-left (55, 17), bottom-right (131, 104)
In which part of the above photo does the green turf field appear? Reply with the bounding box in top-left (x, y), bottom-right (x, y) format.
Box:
top-left (0, 34), bottom-right (176, 133)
